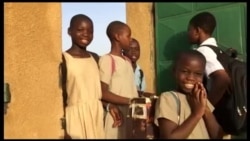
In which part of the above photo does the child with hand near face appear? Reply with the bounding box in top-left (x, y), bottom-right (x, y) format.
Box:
top-left (154, 50), bottom-right (223, 139)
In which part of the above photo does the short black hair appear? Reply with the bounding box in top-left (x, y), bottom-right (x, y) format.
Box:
top-left (69, 14), bottom-right (93, 28)
top-left (131, 38), bottom-right (139, 45)
top-left (189, 12), bottom-right (216, 35)
top-left (174, 49), bottom-right (206, 68)
top-left (106, 21), bottom-right (127, 41)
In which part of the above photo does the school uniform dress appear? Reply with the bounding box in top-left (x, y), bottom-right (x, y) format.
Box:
top-left (63, 52), bottom-right (105, 139)
top-left (154, 91), bottom-right (214, 139)
top-left (134, 64), bottom-right (146, 92)
top-left (99, 54), bottom-right (138, 139)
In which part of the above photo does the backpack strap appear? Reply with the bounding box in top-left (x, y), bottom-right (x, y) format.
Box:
top-left (139, 69), bottom-right (144, 90)
top-left (200, 44), bottom-right (238, 69)
top-left (88, 51), bottom-right (99, 65)
top-left (200, 44), bottom-right (223, 55)
top-left (108, 54), bottom-right (132, 76)
top-left (169, 91), bottom-right (181, 125)
top-left (60, 54), bottom-right (69, 138)
top-left (61, 54), bottom-right (67, 111)
top-left (199, 45), bottom-right (225, 93)
top-left (201, 45), bottom-right (243, 62)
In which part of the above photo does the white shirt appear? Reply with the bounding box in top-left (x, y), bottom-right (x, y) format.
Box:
top-left (134, 64), bottom-right (146, 92)
top-left (196, 37), bottom-right (224, 78)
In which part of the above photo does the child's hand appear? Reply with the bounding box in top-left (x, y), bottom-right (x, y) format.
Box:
top-left (109, 104), bottom-right (123, 128)
top-left (187, 82), bottom-right (207, 118)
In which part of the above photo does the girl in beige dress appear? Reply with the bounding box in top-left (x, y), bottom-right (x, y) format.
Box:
top-left (62, 14), bottom-right (126, 139)
top-left (61, 14), bottom-right (104, 139)
top-left (99, 21), bottom-right (139, 139)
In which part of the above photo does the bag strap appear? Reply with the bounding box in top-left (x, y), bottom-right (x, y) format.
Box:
top-left (88, 51), bottom-right (99, 65)
top-left (139, 69), bottom-right (144, 90)
top-left (108, 54), bottom-right (132, 76)
top-left (199, 44), bottom-right (223, 91)
top-left (170, 91), bottom-right (181, 125)
top-left (61, 54), bottom-right (67, 115)
top-left (60, 54), bottom-right (68, 137)
top-left (200, 44), bottom-right (223, 55)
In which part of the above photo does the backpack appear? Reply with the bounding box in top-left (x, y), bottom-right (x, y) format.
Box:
top-left (201, 45), bottom-right (247, 135)
top-left (60, 51), bottom-right (99, 139)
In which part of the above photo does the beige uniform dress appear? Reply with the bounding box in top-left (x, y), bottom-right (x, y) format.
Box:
top-left (99, 54), bottom-right (138, 139)
top-left (154, 91), bottom-right (214, 139)
top-left (63, 52), bottom-right (104, 139)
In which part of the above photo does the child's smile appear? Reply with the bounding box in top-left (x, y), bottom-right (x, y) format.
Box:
top-left (184, 83), bottom-right (194, 89)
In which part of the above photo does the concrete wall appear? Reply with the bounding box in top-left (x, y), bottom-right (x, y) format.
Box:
top-left (4, 3), bottom-right (64, 139)
top-left (126, 3), bottom-right (156, 94)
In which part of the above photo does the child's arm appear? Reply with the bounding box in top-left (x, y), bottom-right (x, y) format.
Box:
top-left (138, 91), bottom-right (155, 97)
top-left (108, 103), bottom-right (123, 127)
top-left (203, 104), bottom-right (224, 139)
top-left (158, 83), bottom-right (207, 139)
top-left (158, 111), bottom-right (203, 139)
top-left (99, 55), bottom-right (132, 105)
top-left (101, 81), bottom-right (131, 105)
top-left (102, 101), bottom-right (123, 127)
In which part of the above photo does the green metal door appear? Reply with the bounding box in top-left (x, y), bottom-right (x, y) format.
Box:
top-left (154, 2), bottom-right (246, 94)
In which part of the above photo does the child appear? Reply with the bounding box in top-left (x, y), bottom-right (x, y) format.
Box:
top-left (123, 38), bottom-right (146, 95)
top-left (61, 14), bottom-right (123, 139)
top-left (187, 12), bottom-right (232, 139)
top-left (98, 21), bottom-right (139, 139)
top-left (154, 50), bottom-right (223, 139)
top-left (187, 12), bottom-right (230, 107)
top-left (123, 38), bottom-right (155, 97)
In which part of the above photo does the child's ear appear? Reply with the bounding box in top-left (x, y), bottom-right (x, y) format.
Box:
top-left (114, 33), bottom-right (120, 42)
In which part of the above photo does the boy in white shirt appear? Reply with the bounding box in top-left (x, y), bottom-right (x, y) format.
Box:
top-left (187, 11), bottom-right (232, 139)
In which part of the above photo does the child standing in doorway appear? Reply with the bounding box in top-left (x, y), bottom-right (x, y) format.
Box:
top-left (187, 12), bottom-right (233, 139)
top-left (99, 21), bottom-right (139, 139)
top-left (61, 14), bottom-right (123, 139)
top-left (154, 50), bottom-right (223, 139)
top-left (123, 38), bottom-right (154, 97)
top-left (123, 38), bottom-right (146, 95)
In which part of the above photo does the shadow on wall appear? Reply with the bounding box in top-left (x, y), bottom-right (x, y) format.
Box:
top-left (158, 31), bottom-right (193, 94)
